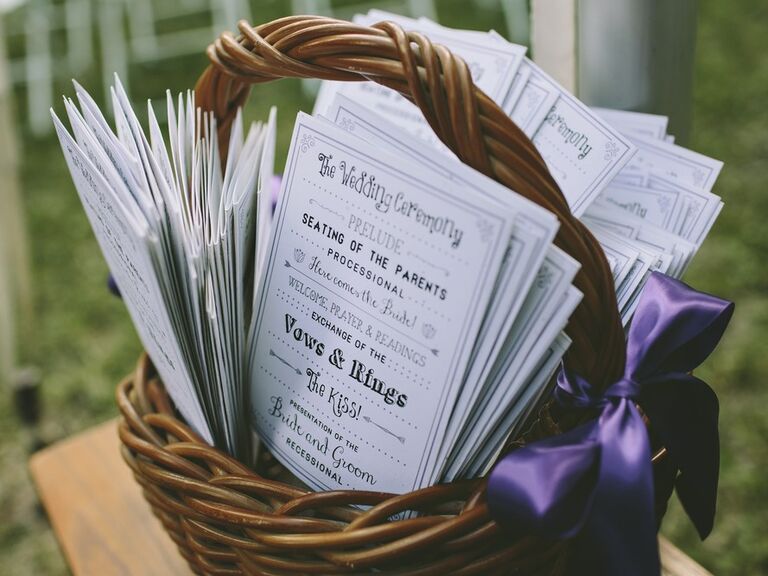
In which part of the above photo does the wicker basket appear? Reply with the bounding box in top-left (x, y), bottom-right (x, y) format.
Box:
top-left (116, 15), bottom-right (663, 575)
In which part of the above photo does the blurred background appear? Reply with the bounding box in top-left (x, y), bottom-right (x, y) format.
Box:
top-left (0, 0), bottom-right (765, 573)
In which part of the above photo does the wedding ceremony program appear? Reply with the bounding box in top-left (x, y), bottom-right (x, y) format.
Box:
top-left (249, 112), bottom-right (515, 492)
top-left (53, 11), bottom-right (725, 496)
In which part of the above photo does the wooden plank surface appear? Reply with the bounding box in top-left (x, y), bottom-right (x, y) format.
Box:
top-left (29, 419), bottom-right (193, 576)
top-left (661, 537), bottom-right (714, 576)
top-left (29, 419), bottom-right (713, 575)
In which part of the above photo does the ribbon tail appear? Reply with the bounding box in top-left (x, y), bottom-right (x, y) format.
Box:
top-left (642, 374), bottom-right (720, 538)
top-left (572, 400), bottom-right (660, 576)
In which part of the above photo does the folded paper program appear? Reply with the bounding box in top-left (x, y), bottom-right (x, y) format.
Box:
top-left (488, 271), bottom-right (734, 576)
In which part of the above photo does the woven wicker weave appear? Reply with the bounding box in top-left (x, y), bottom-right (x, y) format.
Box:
top-left (117, 15), bottom-right (641, 575)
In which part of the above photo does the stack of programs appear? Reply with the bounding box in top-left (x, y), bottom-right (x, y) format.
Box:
top-left (55, 14), bottom-right (724, 498)
top-left (52, 78), bottom-right (276, 461)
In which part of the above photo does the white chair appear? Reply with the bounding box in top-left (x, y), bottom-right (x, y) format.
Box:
top-left (2, 0), bottom-right (94, 135)
top-left (101, 0), bottom-right (254, 110)
top-left (1, 0), bottom-right (255, 131)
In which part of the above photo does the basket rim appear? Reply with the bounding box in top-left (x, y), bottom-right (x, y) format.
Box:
top-left (117, 352), bottom-right (576, 574)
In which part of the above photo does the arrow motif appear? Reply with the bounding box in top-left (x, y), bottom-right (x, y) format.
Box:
top-left (309, 198), bottom-right (344, 220)
top-left (363, 415), bottom-right (406, 444)
top-left (407, 251), bottom-right (450, 277)
top-left (269, 349), bottom-right (302, 375)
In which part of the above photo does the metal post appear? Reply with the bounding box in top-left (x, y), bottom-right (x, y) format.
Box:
top-left (531, 0), bottom-right (577, 92)
top-left (503, 0), bottom-right (531, 47)
top-left (577, 0), bottom-right (698, 143)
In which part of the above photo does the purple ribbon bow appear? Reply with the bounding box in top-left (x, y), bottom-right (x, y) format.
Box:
top-left (487, 272), bottom-right (734, 576)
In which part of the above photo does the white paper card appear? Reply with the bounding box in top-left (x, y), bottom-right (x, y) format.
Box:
top-left (249, 113), bottom-right (515, 493)
top-left (526, 61), bottom-right (636, 215)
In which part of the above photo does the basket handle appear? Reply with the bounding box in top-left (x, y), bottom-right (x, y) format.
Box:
top-left (195, 16), bottom-right (625, 390)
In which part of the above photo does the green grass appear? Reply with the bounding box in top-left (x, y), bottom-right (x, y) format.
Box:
top-left (1, 0), bottom-right (767, 574)
top-left (654, 1), bottom-right (768, 573)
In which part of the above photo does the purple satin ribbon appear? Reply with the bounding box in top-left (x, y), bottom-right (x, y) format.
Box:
top-left (487, 272), bottom-right (734, 576)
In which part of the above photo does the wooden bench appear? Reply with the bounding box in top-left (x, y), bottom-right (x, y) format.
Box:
top-left (29, 419), bottom-right (713, 575)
